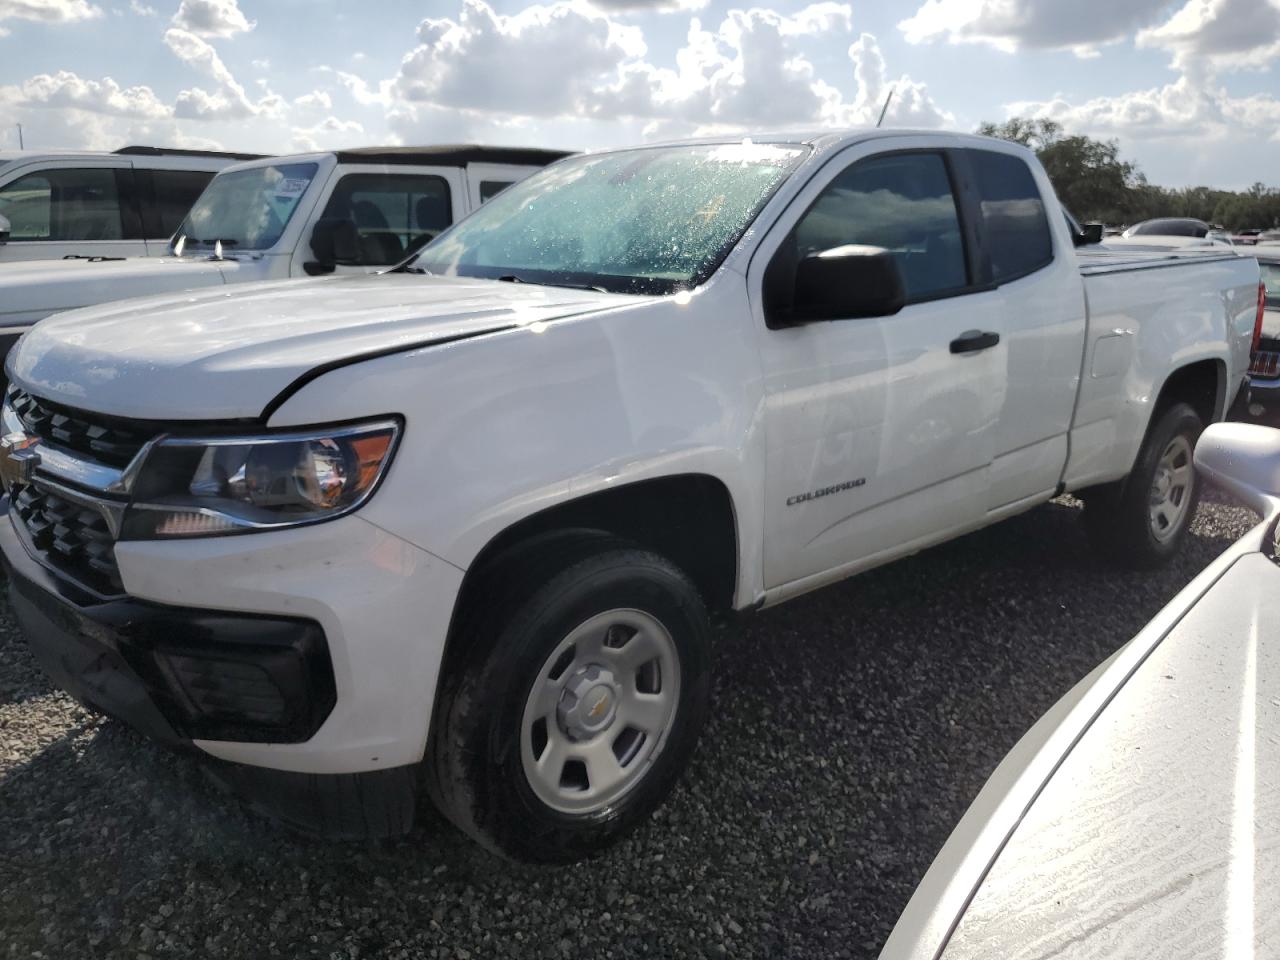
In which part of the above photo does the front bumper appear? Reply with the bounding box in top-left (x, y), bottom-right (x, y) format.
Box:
top-left (1, 496), bottom-right (466, 837)
top-left (1, 507), bottom-right (336, 745)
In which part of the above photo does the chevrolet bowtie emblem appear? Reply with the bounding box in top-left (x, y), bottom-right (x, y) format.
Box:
top-left (0, 432), bottom-right (41, 491)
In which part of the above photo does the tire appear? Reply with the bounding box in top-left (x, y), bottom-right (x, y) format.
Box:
top-left (426, 534), bottom-right (712, 862)
top-left (1082, 401), bottom-right (1204, 568)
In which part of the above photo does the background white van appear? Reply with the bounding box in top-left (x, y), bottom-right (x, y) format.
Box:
top-left (0, 146), bottom-right (263, 263)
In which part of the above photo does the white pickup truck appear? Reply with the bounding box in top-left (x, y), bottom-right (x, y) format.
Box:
top-left (0, 131), bottom-right (1262, 862)
top-left (0, 144), bottom-right (568, 359)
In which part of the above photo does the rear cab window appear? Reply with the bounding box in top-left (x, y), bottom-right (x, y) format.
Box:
top-left (967, 150), bottom-right (1054, 283)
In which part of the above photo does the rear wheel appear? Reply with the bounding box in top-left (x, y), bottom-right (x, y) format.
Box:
top-left (427, 536), bottom-right (711, 862)
top-left (1082, 402), bottom-right (1203, 567)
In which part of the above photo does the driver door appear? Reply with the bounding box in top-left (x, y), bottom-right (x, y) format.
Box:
top-left (311, 166), bottom-right (464, 275)
top-left (751, 146), bottom-right (1004, 592)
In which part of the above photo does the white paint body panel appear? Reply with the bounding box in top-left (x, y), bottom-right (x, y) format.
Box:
top-left (879, 520), bottom-right (1280, 960)
top-left (116, 516), bottom-right (463, 772)
top-left (1, 130), bottom-right (1261, 774)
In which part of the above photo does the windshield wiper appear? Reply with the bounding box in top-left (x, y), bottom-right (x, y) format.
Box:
top-left (497, 274), bottom-right (609, 294)
top-left (185, 238), bottom-right (240, 247)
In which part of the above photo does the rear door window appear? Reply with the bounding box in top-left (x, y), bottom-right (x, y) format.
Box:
top-left (788, 151), bottom-right (969, 301)
top-left (968, 150), bottom-right (1053, 283)
top-left (321, 173), bottom-right (453, 265)
top-left (0, 168), bottom-right (124, 241)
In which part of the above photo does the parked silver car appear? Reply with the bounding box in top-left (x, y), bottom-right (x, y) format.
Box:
top-left (881, 420), bottom-right (1280, 959)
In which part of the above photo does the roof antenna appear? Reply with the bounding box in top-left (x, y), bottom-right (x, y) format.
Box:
top-left (16, 123), bottom-right (23, 150)
top-left (876, 87), bottom-right (895, 128)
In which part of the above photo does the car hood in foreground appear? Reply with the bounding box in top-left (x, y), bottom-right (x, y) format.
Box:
top-left (9, 273), bottom-right (637, 420)
top-left (928, 548), bottom-right (1280, 959)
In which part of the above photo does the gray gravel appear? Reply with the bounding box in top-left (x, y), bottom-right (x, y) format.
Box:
top-left (0, 491), bottom-right (1258, 959)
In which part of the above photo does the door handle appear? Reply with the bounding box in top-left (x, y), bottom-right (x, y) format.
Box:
top-left (950, 330), bottom-right (1000, 354)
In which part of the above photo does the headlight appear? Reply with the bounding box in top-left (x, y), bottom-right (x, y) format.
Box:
top-left (120, 419), bottom-right (401, 539)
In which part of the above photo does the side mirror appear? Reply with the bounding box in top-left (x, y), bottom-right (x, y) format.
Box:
top-left (305, 218), bottom-right (360, 275)
top-left (1194, 422), bottom-right (1280, 516)
top-left (1073, 222), bottom-right (1104, 247)
top-left (0, 213), bottom-right (10, 245)
top-left (791, 245), bottom-right (906, 323)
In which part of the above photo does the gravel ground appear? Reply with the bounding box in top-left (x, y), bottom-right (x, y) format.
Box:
top-left (0, 491), bottom-right (1258, 959)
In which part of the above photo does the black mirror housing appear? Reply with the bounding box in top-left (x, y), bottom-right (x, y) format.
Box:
top-left (788, 245), bottom-right (906, 323)
top-left (306, 218), bottom-right (361, 275)
top-left (1074, 222), bottom-right (1104, 246)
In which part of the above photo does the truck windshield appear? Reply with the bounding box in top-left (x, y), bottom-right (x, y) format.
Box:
top-left (174, 161), bottom-right (318, 251)
top-left (409, 142), bottom-right (807, 295)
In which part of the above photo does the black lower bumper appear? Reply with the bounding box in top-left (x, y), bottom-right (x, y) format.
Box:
top-left (0, 504), bottom-right (336, 745)
top-left (1, 500), bottom-right (417, 838)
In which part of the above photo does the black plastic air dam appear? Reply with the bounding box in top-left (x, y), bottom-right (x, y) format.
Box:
top-left (0, 501), bottom-right (418, 838)
top-left (2, 519), bottom-right (337, 744)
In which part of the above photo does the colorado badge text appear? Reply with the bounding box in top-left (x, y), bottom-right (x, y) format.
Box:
top-left (786, 477), bottom-right (866, 507)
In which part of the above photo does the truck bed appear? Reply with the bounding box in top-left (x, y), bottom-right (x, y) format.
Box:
top-left (1064, 246), bottom-right (1258, 491)
top-left (1075, 246), bottom-right (1241, 276)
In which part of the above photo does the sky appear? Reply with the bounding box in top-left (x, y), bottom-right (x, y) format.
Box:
top-left (1, 0), bottom-right (1278, 189)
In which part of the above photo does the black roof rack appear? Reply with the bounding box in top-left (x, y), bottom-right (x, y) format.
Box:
top-left (114, 145), bottom-right (268, 161)
top-left (331, 144), bottom-right (573, 167)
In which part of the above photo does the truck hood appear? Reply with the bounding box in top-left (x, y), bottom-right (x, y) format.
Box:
top-left (10, 272), bottom-right (636, 420)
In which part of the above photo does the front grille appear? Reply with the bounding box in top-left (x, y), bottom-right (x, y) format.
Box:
top-left (12, 485), bottom-right (122, 595)
top-left (1250, 350), bottom-right (1280, 380)
top-left (6, 386), bottom-right (151, 467)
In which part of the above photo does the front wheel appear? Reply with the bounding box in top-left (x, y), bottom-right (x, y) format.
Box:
top-left (1082, 401), bottom-right (1203, 567)
top-left (427, 538), bottom-right (711, 862)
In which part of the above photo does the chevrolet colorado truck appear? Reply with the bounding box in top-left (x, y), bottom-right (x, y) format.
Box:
top-left (0, 144), bottom-right (568, 360)
top-left (0, 131), bottom-right (1263, 862)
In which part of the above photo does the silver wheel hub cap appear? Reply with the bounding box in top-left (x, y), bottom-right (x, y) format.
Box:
top-left (557, 665), bottom-right (620, 740)
top-left (1148, 434), bottom-right (1194, 543)
top-left (520, 609), bottom-right (681, 815)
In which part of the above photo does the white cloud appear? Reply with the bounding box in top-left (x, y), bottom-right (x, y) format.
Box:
top-left (382, 0), bottom-right (946, 140)
top-left (170, 0), bottom-right (252, 37)
top-left (1, 70), bottom-right (170, 119)
top-left (164, 26), bottom-right (279, 121)
top-left (1008, 75), bottom-right (1280, 144)
top-left (0, 0), bottom-right (101, 29)
top-left (327, 68), bottom-right (395, 107)
top-left (128, 0), bottom-right (155, 15)
top-left (898, 0), bottom-right (1170, 55)
top-left (291, 115), bottom-right (365, 152)
top-left (395, 0), bottom-right (646, 116)
top-left (998, 0), bottom-right (1280, 152)
top-left (588, 0), bottom-right (708, 11)
top-left (294, 90), bottom-right (332, 110)
top-left (0, 69), bottom-right (230, 152)
top-left (1136, 0), bottom-right (1280, 80)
